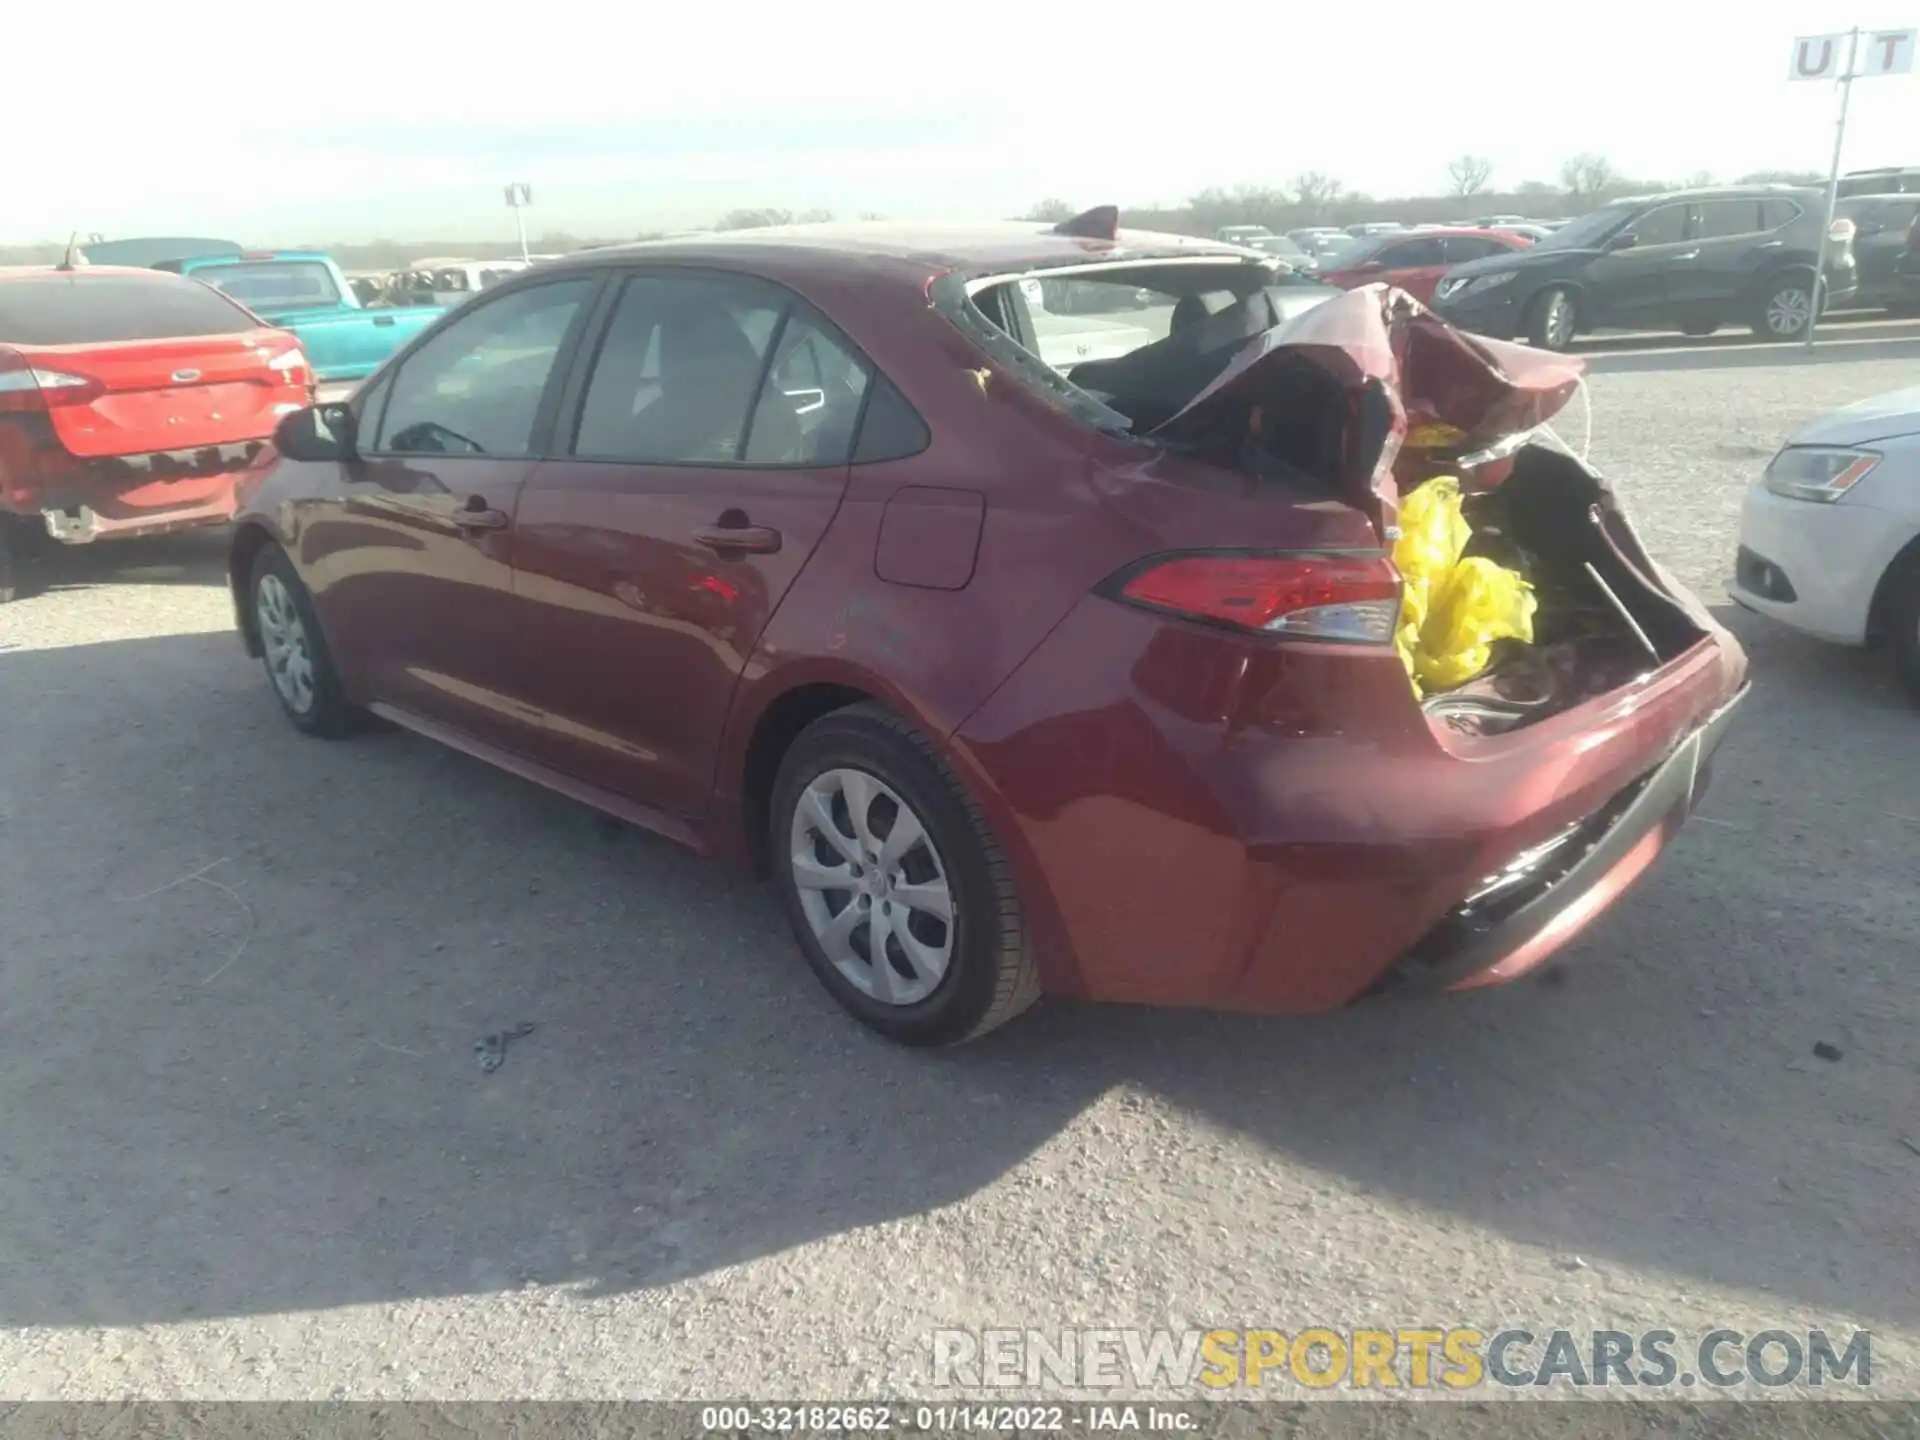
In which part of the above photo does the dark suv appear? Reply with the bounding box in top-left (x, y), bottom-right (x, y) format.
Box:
top-left (1430, 186), bottom-right (1858, 350)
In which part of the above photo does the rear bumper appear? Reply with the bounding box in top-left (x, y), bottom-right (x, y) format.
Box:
top-left (1376, 683), bottom-right (1745, 995)
top-left (955, 591), bottom-right (1749, 1015)
top-left (22, 469), bottom-right (248, 544)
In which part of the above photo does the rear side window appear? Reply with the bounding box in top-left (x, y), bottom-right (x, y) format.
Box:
top-left (0, 273), bottom-right (258, 345)
top-left (1760, 198), bottom-right (1806, 231)
top-left (571, 273), bottom-right (785, 464)
top-left (191, 261), bottom-right (341, 309)
top-left (1694, 199), bottom-right (1764, 240)
top-left (744, 312), bottom-right (872, 465)
top-left (1443, 235), bottom-right (1506, 262)
top-left (1379, 237), bottom-right (1445, 267)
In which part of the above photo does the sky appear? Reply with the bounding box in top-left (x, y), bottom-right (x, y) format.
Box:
top-left (10, 1), bottom-right (1920, 245)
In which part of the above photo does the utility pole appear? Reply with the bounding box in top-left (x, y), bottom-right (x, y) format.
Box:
top-left (1805, 29), bottom-right (1860, 350)
top-left (505, 183), bottom-right (532, 264)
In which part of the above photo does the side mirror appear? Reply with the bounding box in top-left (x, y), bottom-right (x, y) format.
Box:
top-left (273, 403), bottom-right (358, 463)
top-left (1603, 232), bottom-right (1638, 252)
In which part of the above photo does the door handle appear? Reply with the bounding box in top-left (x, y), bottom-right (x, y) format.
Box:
top-left (693, 523), bottom-right (781, 554)
top-left (374, 314), bottom-right (397, 327)
top-left (452, 502), bottom-right (509, 531)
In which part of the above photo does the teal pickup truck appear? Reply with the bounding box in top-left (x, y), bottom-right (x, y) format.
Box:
top-left (160, 252), bottom-right (440, 392)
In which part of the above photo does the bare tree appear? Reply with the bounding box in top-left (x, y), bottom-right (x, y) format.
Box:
top-left (1558, 153), bottom-right (1617, 200)
top-left (1290, 171), bottom-right (1346, 217)
top-left (796, 208), bottom-right (835, 224)
top-left (716, 207), bottom-right (794, 231)
top-left (1023, 198), bottom-right (1078, 222)
top-left (1446, 154), bottom-right (1494, 197)
top-left (1739, 168), bottom-right (1825, 186)
top-left (1683, 169), bottom-right (1716, 189)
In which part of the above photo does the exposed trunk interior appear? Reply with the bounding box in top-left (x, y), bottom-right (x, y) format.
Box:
top-left (1419, 444), bottom-right (1712, 736)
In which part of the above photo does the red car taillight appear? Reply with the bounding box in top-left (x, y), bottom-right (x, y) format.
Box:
top-left (265, 343), bottom-right (311, 391)
top-left (1108, 551), bottom-right (1404, 643)
top-left (0, 346), bottom-right (104, 413)
top-left (1828, 216), bottom-right (1856, 246)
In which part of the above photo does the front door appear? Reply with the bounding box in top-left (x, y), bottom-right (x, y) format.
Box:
top-left (506, 271), bottom-right (872, 816)
top-left (309, 275), bottom-right (602, 750)
top-left (1582, 200), bottom-right (1691, 327)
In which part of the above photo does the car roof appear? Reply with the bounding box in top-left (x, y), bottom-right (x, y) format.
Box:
top-left (1613, 184), bottom-right (1821, 206)
top-left (532, 220), bottom-right (1252, 284)
top-left (0, 264), bottom-right (187, 281)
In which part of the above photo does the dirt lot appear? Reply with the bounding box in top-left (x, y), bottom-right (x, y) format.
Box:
top-left (0, 354), bottom-right (1916, 1411)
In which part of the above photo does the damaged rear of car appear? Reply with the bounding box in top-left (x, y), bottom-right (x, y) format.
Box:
top-left (938, 237), bottom-right (1748, 1011)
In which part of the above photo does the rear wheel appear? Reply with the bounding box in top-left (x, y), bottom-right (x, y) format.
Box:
top-left (1753, 272), bottom-right (1816, 340)
top-left (249, 543), bottom-right (361, 737)
top-left (770, 703), bottom-right (1038, 1047)
top-left (1524, 286), bottom-right (1578, 351)
top-left (0, 515), bottom-right (48, 605)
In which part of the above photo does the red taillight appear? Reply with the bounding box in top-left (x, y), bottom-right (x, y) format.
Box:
top-left (1111, 551), bottom-right (1403, 643)
top-left (265, 343), bottom-right (312, 391)
top-left (1829, 216), bottom-right (1856, 245)
top-left (0, 346), bottom-right (104, 413)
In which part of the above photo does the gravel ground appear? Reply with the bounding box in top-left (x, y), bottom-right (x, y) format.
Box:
top-left (0, 355), bottom-right (1916, 1421)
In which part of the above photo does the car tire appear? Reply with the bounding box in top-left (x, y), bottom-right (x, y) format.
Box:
top-left (770, 702), bottom-right (1039, 1047)
top-left (1523, 286), bottom-right (1578, 351)
top-left (1752, 271), bottom-right (1818, 341)
top-left (248, 543), bottom-right (361, 738)
top-left (1887, 558), bottom-right (1920, 703)
top-left (0, 515), bottom-right (48, 605)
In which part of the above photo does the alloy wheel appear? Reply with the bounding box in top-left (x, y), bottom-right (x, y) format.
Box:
top-left (1767, 286), bottom-right (1813, 336)
top-left (256, 573), bottom-right (316, 715)
top-left (1544, 292), bottom-right (1574, 349)
top-left (788, 767), bottom-right (955, 1006)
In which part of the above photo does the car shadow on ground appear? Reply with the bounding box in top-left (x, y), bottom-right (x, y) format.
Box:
top-left (7, 527), bottom-right (232, 599)
top-left (0, 625), bottom-right (1913, 1332)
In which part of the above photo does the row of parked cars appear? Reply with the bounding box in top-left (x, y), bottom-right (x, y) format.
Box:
top-left (6, 202), bottom-right (1916, 1046)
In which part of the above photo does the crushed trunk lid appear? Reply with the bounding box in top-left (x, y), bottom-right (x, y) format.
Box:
top-left (1147, 284), bottom-right (1587, 534)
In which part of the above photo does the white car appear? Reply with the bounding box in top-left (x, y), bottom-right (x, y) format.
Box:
top-left (1728, 385), bottom-right (1920, 695)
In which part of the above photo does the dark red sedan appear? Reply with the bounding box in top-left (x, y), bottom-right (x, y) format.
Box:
top-left (228, 214), bottom-right (1747, 1046)
top-left (1316, 227), bottom-right (1532, 304)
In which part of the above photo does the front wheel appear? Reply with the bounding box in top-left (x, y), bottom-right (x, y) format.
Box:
top-left (770, 703), bottom-right (1038, 1047)
top-left (1887, 559), bottom-right (1920, 704)
top-left (1753, 273), bottom-right (1817, 340)
top-left (1524, 286), bottom-right (1578, 351)
top-left (249, 543), bottom-right (362, 737)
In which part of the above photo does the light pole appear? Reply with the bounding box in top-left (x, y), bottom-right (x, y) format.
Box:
top-left (1804, 29), bottom-right (1860, 350)
top-left (506, 182), bottom-right (532, 264)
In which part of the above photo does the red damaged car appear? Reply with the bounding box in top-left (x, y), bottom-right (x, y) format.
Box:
top-left (0, 265), bottom-right (310, 601)
top-left (227, 212), bottom-right (1747, 1046)
top-left (1316, 227), bottom-right (1532, 305)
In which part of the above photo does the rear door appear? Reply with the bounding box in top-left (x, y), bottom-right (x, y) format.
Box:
top-left (1581, 201), bottom-right (1690, 326)
top-left (504, 270), bottom-right (868, 816)
top-left (309, 274), bottom-right (602, 748)
top-left (1668, 197), bottom-right (1775, 315)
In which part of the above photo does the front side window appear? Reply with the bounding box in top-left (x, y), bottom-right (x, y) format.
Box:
top-left (1628, 204), bottom-right (1688, 247)
top-left (374, 278), bottom-right (595, 456)
top-left (572, 274), bottom-right (786, 465)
